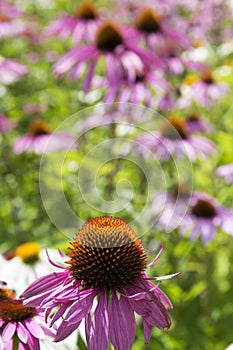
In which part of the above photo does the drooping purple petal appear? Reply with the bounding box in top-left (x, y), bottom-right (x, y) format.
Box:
top-left (109, 292), bottom-right (136, 350)
top-left (63, 289), bottom-right (96, 324)
top-left (54, 320), bottom-right (81, 342)
top-left (20, 271), bottom-right (69, 299)
top-left (89, 291), bottom-right (109, 350)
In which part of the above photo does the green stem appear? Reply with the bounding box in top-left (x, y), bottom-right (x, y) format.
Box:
top-left (12, 334), bottom-right (19, 350)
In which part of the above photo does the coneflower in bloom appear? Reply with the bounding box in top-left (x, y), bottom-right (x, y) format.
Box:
top-left (180, 192), bottom-right (233, 244)
top-left (0, 299), bottom-right (54, 350)
top-left (0, 114), bottom-right (16, 134)
top-left (216, 163), bottom-right (233, 184)
top-left (94, 66), bottom-right (169, 105)
top-left (185, 112), bottom-right (213, 134)
top-left (45, 2), bottom-right (101, 44)
top-left (13, 119), bottom-right (77, 154)
top-left (53, 20), bottom-right (156, 92)
top-left (136, 115), bottom-right (215, 161)
top-left (0, 2), bottom-right (26, 39)
top-left (133, 8), bottom-right (190, 52)
top-left (21, 216), bottom-right (178, 349)
top-left (0, 57), bottom-right (27, 85)
top-left (182, 70), bottom-right (229, 107)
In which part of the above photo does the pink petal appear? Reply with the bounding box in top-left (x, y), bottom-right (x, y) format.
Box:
top-left (109, 292), bottom-right (136, 350)
top-left (89, 291), bottom-right (109, 350)
top-left (17, 322), bottom-right (28, 343)
top-left (2, 322), bottom-right (16, 342)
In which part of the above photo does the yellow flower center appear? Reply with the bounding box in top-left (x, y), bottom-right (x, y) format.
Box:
top-left (183, 74), bottom-right (199, 85)
top-left (0, 299), bottom-right (36, 322)
top-left (192, 39), bottom-right (203, 48)
top-left (74, 2), bottom-right (98, 20)
top-left (135, 8), bottom-right (161, 33)
top-left (15, 242), bottom-right (41, 264)
top-left (67, 216), bottom-right (147, 291)
top-left (27, 119), bottom-right (50, 136)
top-left (96, 22), bottom-right (123, 52)
top-left (191, 199), bottom-right (216, 218)
top-left (161, 116), bottom-right (190, 140)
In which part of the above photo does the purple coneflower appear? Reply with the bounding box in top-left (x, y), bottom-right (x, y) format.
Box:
top-left (0, 299), bottom-right (53, 350)
top-left (0, 58), bottom-right (27, 85)
top-left (183, 70), bottom-right (229, 107)
top-left (185, 112), bottom-right (213, 133)
top-left (13, 119), bottom-right (77, 155)
top-left (21, 216), bottom-right (178, 349)
top-left (153, 184), bottom-right (192, 232)
top-left (45, 2), bottom-right (100, 44)
top-left (180, 192), bottom-right (233, 244)
top-left (53, 20), bottom-right (156, 92)
top-left (96, 67), bottom-right (169, 105)
top-left (133, 8), bottom-right (190, 52)
top-left (0, 2), bottom-right (26, 39)
top-left (22, 103), bottom-right (48, 115)
top-left (0, 114), bottom-right (16, 134)
top-left (136, 115), bottom-right (215, 161)
top-left (216, 163), bottom-right (233, 184)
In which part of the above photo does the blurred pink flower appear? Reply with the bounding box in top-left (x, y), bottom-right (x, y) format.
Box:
top-left (216, 163), bottom-right (233, 184)
top-left (186, 112), bottom-right (213, 133)
top-left (0, 114), bottom-right (16, 133)
top-left (95, 67), bottom-right (169, 105)
top-left (183, 70), bottom-right (229, 107)
top-left (132, 8), bottom-right (191, 52)
top-left (136, 115), bottom-right (215, 161)
top-left (54, 21), bottom-right (157, 92)
top-left (13, 119), bottom-right (77, 155)
top-left (0, 2), bottom-right (27, 38)
top-left (180, 192), bottom-right (233, 244)
top-left (0, 58), bottom-right (27, 84)
top-left (45, 2), bottom-right (101, 44)
top-left (23, 103), bottom-right (48, 115)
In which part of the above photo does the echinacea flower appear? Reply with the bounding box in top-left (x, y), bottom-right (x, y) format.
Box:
top-left (216, 163), bottom-right (233, 184)
top-left (182, 70), bottom-right (229, 107)
top-left (186, 112), bottom-right (213, 133)
top-left (180, 192), bottom-right (233, 244)
top-left (136, 115), bottom-right (215, 161)
top-left (153, 184), bottom-right (192, 232)
top-left (95, 66), bottom-right (169, 105)
top-left (133, 8), bottom-right (190, 52)
top-left (0, 114), bottom-right (16, 134)
top-left (45, 2), bottom-right (100, 44)
top-left (0, 57), bottom-right (27, 85)
top-left (21, 216), bottom-right (178, 349)
top-left (13, 119), bottom-right (77, 154)
top-left (0, 242), bottom-right (63, 295)
top-left (0, 299), bottom-right (54, 350)
top-left (54, 20), bottom-right (156, 92)
top-left (0, 2), bottom-right (26, 39)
